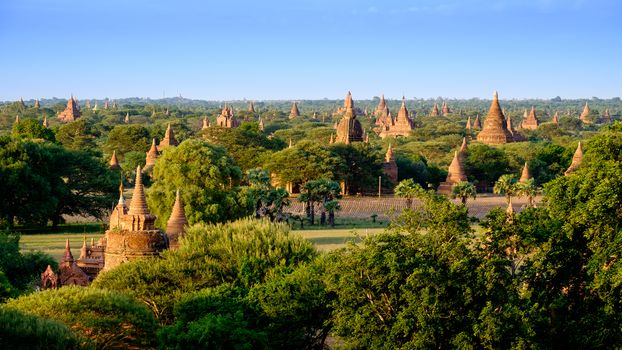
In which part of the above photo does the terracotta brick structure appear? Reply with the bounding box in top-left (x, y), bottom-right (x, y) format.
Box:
top-left (441, 101), bottom-right (451, 116)
top-left (382, 144), bottom-right (398, 184)
top-left (476, 91), bottom-right (516, 145)
top-left (202, 116), bottom-right (210, 129)
top-left (437, 150), bottom-right (468, 194)
top-left (166, 190), bottom-right (188, 250)
top-left (58, 96), bottom-right (81, 122)
top-left (431, 103), bottom-right (440, 116)
top-left (374, 94), bottom-right (391, 126)
top-left (335, 92), bottom-right (364, 144)
top-left (145, 138), bottom-right (159, 167)
top-left (473, 114), bottom-right (482, 129)
top-left (552, 111), bottom-right (559, 124)
top-left (289, 101), bottom-right (300, 119)
top-left (579, 102), bottom-right (591, 124)
top-left (58, 240), bottom-right (90, 286)
top-left (564, 142), bottom-right (583, 175)
top-left (519, 162), bottom-right (532, 183)
top-left (158, 123), bottom-right (178, 150)
top-left (109, 151), bottom-right (120, 170)
top-left (216, 104), bottom-right (239, 128)
top-left (521, 107), bottom-right (539, 130)
top-left (103, 166), bottom-right (168, 271)
top-left (379, 97), bottom-right (415, 138)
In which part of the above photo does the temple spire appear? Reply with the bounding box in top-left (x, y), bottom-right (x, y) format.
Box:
top-left (476, 91), bottom-right (515, 144)
top-left (564, 142), bottom-right (583, 175)
top-left (124, 112), bottom-right (130, 124)
top-left (385, 144), bottom-right (394, 162)
top-left (166, 189), bottom-right (188, 250)
top-left (146, 138), bottom-right (159, 167)
top-left (42, 115), bottom-right (48, 128)
top-left (109, 150), bottom-right (120, 169)
top-left (519, 162), bottom-right (532, 182)
top-left (79, 236), bottom-right (87, 260)
top-left (579, 102), bottom-right (591, 124)
top-left (62, 239), bottom-right (74, 263)
top-left (289, 101), bottom-right (300, 119)
top-left (460, 137), bottom-right (468, 154)
top-left (202, 116), bottom-right (210, 129)
top-left (466, 116), bottom-right (472, 130)
top-left (128, 166), bottom-right (150, 215)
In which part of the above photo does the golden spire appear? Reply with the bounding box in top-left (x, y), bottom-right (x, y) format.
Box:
top-left (202, 116), bottom-right (210, 129)
top-left (124, 112), bottom-right (130, 124)
top-left (552, 111), bottom-right (559, 124)
top-left (520, 162), bottom-right (532, 182)
top-left (258, 117), bottom-right (265, 131)
top-left (42, 115), bottom-right (48, 128)
top-left (62, 239), bottom-right (74, 263)
top-left (109, 150), bottom-right (120, 169)
top-left (446, 151), bottom-right (467, 183)
top-left (128, 165), bottom-right (150, 215)
top-left (564, 142), bottom-right (583, 175)
top-left (146, 138), bottom-right (159, 166)
top-left (466, 116), bottom-right (472, 130)
top-left (460, 137), bottom-right (468, 154)
top-left (79, 236), bottom-right (87, 260)
top-left (166, 190), bottom-right (188, 242)
top-left (396, 96), bottom-right (409, 123)
top-left (579, 102), bottom-right (591, 123)
top-left (385, 144), bottom-right (394, 162)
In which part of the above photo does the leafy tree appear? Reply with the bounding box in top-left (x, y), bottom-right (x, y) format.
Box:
top-left (451, 181), bottom-right (477, 205)
top-left (493, 174), bottom-right (518, 206)
top-left (516, 178), bottom-right (538, 207)
top-left (4, 286), bottom-right (158, 349)
top-left (0, 232), bottom-right (55, 293)
top-left (0, 138), bottom-right (117, 227)
top-left (202, 126), bottom-right (284, 170)
top-left (119, 150), bottom-right (145, 184)
top-left (54, 119), bottom-right (98, 151)
top-left (394, 178), bottom-right (422, 208)
top-left (242, 168), bottom-right (290, 221)
top-left (324, 200), bottom-right (341, 227)
top-left (0, 308), bottom-right (87, 350)
top-left (330, 143), bottom-right (383, 194)
top-left (265, 140), bottom-right (344, 188)
top-left (147, 139), bottom-right (250, 228)
top-left (11, 119), bottom-right (55, 142)
top-left (94, 219), bottom-right (317, 322)
top-left (104, 124), bottom-right (151, 156)
top-left (465, 144), bottom-right (513, 190)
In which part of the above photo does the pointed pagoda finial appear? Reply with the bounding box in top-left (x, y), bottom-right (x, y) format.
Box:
top-left (564, 142), bottom-right (583, 175)
top-left (493, 90), bottom-right (498, 99)
top-left (288, 138), bottom-right (293, 148)
top-left (15, 114), bottom-right (20, 124)
top-left (385, 143), bottom-right (394, 162)
top-left (124, 112), bottom-right (130, 124)
top-left (128, 165), bottom-right (150, 215)
top-left (118, 180), bottom-right (125, 206)
top-left (460, 137), bottom-right (468, 153)
top-left (520, 162), bottom-right (532, 182)
top-left (146, 138), bottom-right (159, 166)
top-left (42, 115), bottom-right (48, 128)
top-left (109, 150), bottom-right (120, 169)
top-left (79, 236), bottom-right (87, 260)
top-left (62, 239), bottom-right (74, 263)
top-left (166, 189), bottom-right (188, 249)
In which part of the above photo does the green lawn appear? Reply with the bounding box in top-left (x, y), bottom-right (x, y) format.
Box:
top-left (20, 233), bottom-right (105, 261)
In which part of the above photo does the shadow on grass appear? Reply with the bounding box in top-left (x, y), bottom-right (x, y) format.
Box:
top-left (306, 236), bottom-right (363, 246)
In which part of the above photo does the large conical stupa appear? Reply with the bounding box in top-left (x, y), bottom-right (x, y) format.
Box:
top-left (476, 91), bottom-right (515, 144)
top-left (166, 190), bottom-right (188, 250)
top-left (564, 142), bottom-right (583, 175)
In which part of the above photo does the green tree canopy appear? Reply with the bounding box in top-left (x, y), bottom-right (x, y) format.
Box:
top-left (11, 118), bottom-right (55, 142)
top-left (147, 139), bottom-right (249, 227)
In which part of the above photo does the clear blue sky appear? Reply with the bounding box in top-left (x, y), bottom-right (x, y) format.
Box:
top-left (1, 0), bottom-right (620, 100)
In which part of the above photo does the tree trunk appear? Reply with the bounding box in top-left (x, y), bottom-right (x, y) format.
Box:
top-left (329, 211), bottom-right (335, 227)
top-left (309, 202), bottom-right (315, 225)
top-left (320, 210), bottom-right (326, 226)
top-left (461, 196), bottom-right (467, 205)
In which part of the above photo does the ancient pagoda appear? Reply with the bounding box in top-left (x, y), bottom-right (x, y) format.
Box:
top-left (258, 117), bottom-right (265, 131)
top-left (521, 107), bottom-right (539, 130)
top-left (103, 166), bottom-right (168, 270)
top-left (145, 139), bottom-right (159, 167)
top-left (382, 144), bottom-right (398, 184)
top-left (124, 113), bottom-right (130, 124)
top-left (465, 116), bottom-right (472, 130)
top-left (437, 150), bottom-right (468, 194)
top-left (58, 96), bottom-right (81, 122)
top-left (552, 111), bottom-right (559, 124)
top-left (34, 99), bottom-right (40, 109)
top-left (76, 236), bottom-right (106, 280)
top-left (248, 101), bottom-right (256, 113)
top-left (579, 102), bottom-right (591, 124)
top-left (42, 115), bottom-right (49, 128)
top-left (216, 104), bottom-right (239, 128)
top-left (379, 97), bottom-right (414, 138)
top-left (374, 94), bottom-right (391, 126)
top-left (602, 109), bottom-right (612, 123)
top-left (58, 240), bottom-right (90, 286)
top-left (335, 92), bottom-right (364, 144)
top-left (166, 190), bottom-right (188, 250)
top-left (202, 116), bottom-right (210, 129)
top-left (441, 101), bottom-right (451, 116)
top-left (158, 123), bottom-right (178, 150)
top-left (431, 103), bottom-right (440, 116)
top-left (473, 114), bottom-right (482, 129)
top-left (564, 142), bottom-right (583, 175)
top-left (519, 162), bottom-right (532, 182)
top-left (476, 91), bottom-right (515, 145)
top-left (289, 102), bottom-right (300, 119)
top-left (109, 151), bottom-right (120, 170)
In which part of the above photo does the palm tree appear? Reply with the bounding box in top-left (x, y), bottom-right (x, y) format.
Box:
top-left (516, 179), bottom-right (538, 208)
top-left (451, 181), bottom-right (477, 205)
top-left (324, 200), bottom-right (342, 227)
top-left (394, 179), bottom-right (422, 209)
top-left (493, 174), bottom-right (519, 207)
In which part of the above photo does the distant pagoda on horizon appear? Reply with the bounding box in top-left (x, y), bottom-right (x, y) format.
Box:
top-left (58, 96), bottom-right (81, 122)
top-left (335, 91), bottom-right (364, 144)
